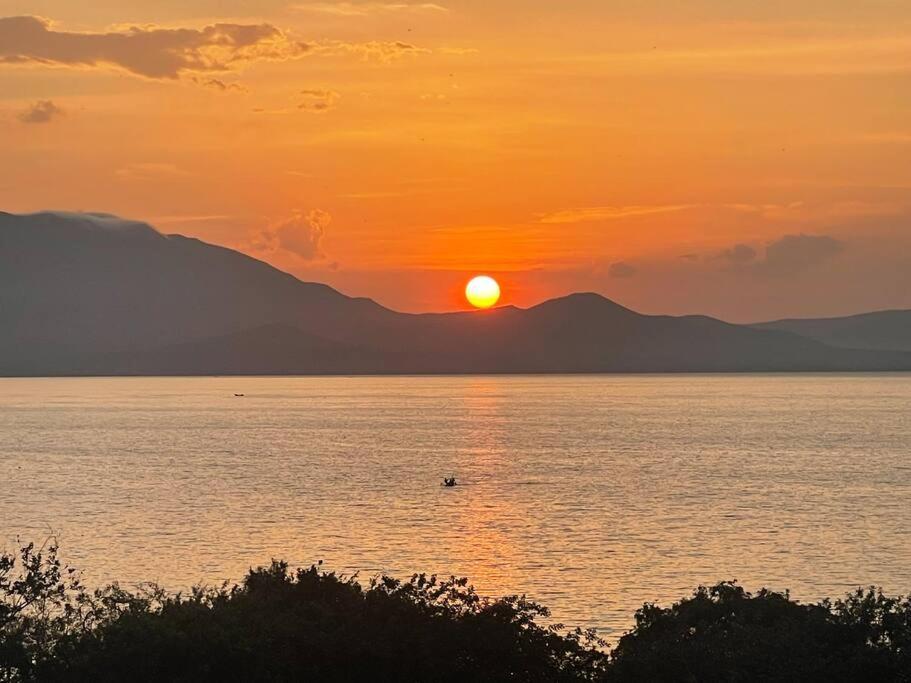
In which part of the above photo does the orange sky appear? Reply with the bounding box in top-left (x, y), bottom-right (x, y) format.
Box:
top-left (1, 1), bottom-right (910, 320)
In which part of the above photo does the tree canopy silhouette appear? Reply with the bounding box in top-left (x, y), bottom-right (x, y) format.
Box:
top-left (607, 581), bottom-right (911, 681)
top-left (0, 542), bottom-right (606, 682)
top-left (3, 542), bottom-right (911, 682)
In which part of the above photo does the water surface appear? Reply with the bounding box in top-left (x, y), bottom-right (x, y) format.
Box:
top-left (2, 374), bottom-right (910, 638)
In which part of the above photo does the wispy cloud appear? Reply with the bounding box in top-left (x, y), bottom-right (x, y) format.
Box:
top-left (151, 214), bottom-right (232, 225)
top-left (17, 99), bottom-right (64, 124)
top-left (710, 234), bottom-right (844, 276)
top-left (608, 262), bottom-right (638, 278)
top-left (249, 210), bottom-right (332, 261)
top-left (299, 88), bottom-right (340, 112)
top-left (0, 16), bottom-right (308, 79)
top-left (190, 76), bottom-right (248, 93)
top-left (313, 39), bottom-right (429, 61)
top-left (538, 202), bottom-right (815, 225)
top-left (563, 35), bottom-right (911, 76)
top-left (859, 132), bottom-right (911, 144)
top-left (253, 89), bottom-right (341, 115)
top-left (339, 190), bottom-right (410, 199)
top-left (716, 243), bottom-right (758, 265)
top-left (292, 2), bottom-right (448, 17)
top-left (115, 163), bottom-right (189, 180)
top-left (538, 204), bottom-right (695, 224)
top-left (762, 233), bottom-right (843, 275)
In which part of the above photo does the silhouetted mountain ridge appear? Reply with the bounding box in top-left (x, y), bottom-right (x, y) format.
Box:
top-left (0, 211), bottom-right (391, 356)
top-left (754, 309), bottom-right (911, 353)
top-left (2, 211), bottom-right (909, 375)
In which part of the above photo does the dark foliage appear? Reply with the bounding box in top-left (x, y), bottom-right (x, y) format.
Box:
top-left (607, 581), bottom-right (911, 682)
top-left (1, 544), bottom-right (605, 682)
top-left (4, 544), bottom-right (911, 682)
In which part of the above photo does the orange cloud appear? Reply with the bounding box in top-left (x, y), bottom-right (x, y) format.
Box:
top-left (538, 205), bottom-right (695, 224)
top-left (115, 163), bottom-right (189, 181)
top-left (299, 89), bottom-right (341, 112)
top-left (608, 262), bottom-right (638, 278)
top-left (292, 2), bottom-right (448, 16)
top-left (250, 210), bottom-right (332, 261)
top-left (17, 99), bottom-right (64, 124)
top-left (0, 16), bottom-right (308, 79)
top-left (313, 40), bottom-right (430, 61)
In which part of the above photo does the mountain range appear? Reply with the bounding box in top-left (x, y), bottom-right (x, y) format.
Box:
top-left (2, 211), bottom-right (910, 376)
top-left (753, 310), bottom-right (911, 353)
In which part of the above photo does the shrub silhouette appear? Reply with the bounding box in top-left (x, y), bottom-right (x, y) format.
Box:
top-left (4, 543), bottom-right (911, 682)
top-left (606, 581), bottom-right (911, 682)
top-left (1, 543), bottom-right (606, 682)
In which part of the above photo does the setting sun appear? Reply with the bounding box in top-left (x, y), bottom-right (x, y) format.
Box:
top-left (465, 275), bottom-right (501, 309)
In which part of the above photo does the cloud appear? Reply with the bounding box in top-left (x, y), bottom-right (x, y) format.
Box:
top-left (718, 243), bottom-right (757, 264)
top-left (0, 15), bottom-right (308, 79)
top-left (314, 40), bottom-right (429, 61)
top-left (710, 234), bottom-right (843, 276)
top-left (251, 210), bottom-right (331, 260)
top-left (151, 214), bottom-right (232, 225)
top-left (435, 47), bottom-right (478, 55)
top-left (339, 190), bottom-right (410, 199)
top-left (608, 262), bottom-right (637, 279)
top-left (190, 76), bottom-right (248, 93)
top-left (17, 99), bottom-right (64, 124)
top-left (860, 132), bottom-right (911, 144)
top-left (292, 2), bottom-right (448, 16)
top-left (538, 201), bottom-right (810, 226)
top-left (253, 90), bottom-right (340, 114)
top-left (115, 163), bottom-right (189, 180)
top-left (15, 211), bottom-right (163, 239)
top-left (572, 35), bottom-right (911, 77)
top-left (299, 88), bottom-right (340, 112)
top-left (762, 233), bottom-right (843, 274)
top-left (539, 204), bottom-right (694, 224)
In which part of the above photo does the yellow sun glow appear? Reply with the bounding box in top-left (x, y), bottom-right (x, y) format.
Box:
top-left (465, 275), bottom-right (501, 309)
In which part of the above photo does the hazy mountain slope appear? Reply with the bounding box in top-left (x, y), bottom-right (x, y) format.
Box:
top-left (357, 293), bottom-right (910, 373)
top-left (0, 212), bottom-right (393, 360)
top-left (85, 324), bottom-right (403, 376)
top-left (754, 310), bottom-right (911, 352)
top-left (2, 211), bottom-right (910, 375)
top-left (69, 293), bottom-right (911, 375)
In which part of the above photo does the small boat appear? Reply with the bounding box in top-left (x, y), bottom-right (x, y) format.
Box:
top-left (234, 393), bottom-right (245, 397)
top-left (442, 477), bottom-right (457, 487)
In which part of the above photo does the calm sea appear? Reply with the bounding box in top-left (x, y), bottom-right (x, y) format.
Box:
top-left (2, 375), bottom-right (910, 638)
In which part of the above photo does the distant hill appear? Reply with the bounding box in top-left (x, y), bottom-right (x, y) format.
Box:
top-left (754, 310), bottom-right (911, 353)
top-left (2, 211), bottom-right (910, 375)
top-left (0, 211), bottom-right (393, 366)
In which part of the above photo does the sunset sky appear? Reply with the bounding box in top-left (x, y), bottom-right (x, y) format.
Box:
top-left (2, 0), bottom-right (910, 319)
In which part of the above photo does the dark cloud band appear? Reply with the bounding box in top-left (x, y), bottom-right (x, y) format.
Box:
top-left (0, 16), bottom-right (308, 79)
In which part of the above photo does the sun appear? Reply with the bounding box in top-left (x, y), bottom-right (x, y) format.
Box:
top-left (465, 275), bottom-right (501, 309)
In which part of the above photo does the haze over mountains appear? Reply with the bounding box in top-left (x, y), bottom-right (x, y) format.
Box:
top-left (754, 311), bottom-right (911, 353)
top-left (2, 211), bottom-right (910, 376)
